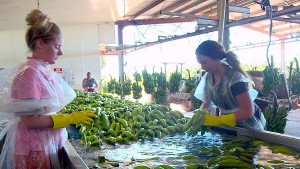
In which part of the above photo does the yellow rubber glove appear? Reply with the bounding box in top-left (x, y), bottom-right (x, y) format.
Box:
top-left (203, 113), bottom-right (236, 127)
top-left (51, 110), bottom-right (97, 128)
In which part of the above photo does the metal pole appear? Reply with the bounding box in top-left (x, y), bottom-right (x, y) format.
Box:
top-left (223, 0), bottom-right (230, 51)
top-left (280, 39), bottom-right (285, 72)
top-left (117, 25), bottom-right (124, 97)
top-left (180, 63), bottom-right (183, 76)
top-left (163, 63), bottom-right (167, 78)
top-left (217, 0), bottom-right (226, 44)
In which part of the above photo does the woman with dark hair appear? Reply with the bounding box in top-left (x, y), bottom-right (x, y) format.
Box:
top-left (194, 40), bottom-right (265, 130)
top-left (0, 9), bottom-right (96, 168)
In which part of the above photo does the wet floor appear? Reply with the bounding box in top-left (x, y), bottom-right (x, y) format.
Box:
top-left (284, 108), bottom-right (300, 138)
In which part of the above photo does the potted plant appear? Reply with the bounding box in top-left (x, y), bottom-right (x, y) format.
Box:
top-left (263, 91), bottom-right (288, 134)
top-left (153, 68), bottom-right (167, 104)
top-left (132, 70), bottom-right (143, 101)
top-left (261, 55), bottom-right (280, 98)
top-left (169, 65), bottom-right (182, 93)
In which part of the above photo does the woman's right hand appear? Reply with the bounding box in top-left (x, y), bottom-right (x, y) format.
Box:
top-left (51, 110), bottom-right (97, 128)
top-left (69, 110), bottom-right (97, 125)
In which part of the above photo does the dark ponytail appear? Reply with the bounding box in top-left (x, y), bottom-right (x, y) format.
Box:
top-left (196, 40), bottom-right (251, 79)
top-left (224, 51), bottom-right (251, 79)
top-left (195, 40), bottom-right (225, 60)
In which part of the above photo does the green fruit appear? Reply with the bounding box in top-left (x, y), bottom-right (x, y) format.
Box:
top-left (155, 165), bottom-right (175, 169)
top-left (134, 166), bottom-right (150, 169)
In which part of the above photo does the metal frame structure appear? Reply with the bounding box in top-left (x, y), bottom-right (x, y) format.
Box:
top-left (221, 126), bottom-right (300, 152)
top-left (115, 1), bottom-right (300, 87)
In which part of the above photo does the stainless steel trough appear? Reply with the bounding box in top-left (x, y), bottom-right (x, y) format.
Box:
top-left (221, 126), bottom-right (300, 152)
top-left (0, 136), bottom-right (88, 169)
top-left (1, 125), bottom-right (299, 169)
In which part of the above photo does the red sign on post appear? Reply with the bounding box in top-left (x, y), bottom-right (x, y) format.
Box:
top-left (54, 68), bottom-right (63, 73)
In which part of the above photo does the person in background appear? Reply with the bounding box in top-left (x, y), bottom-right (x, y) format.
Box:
top-left (194, 76), bottom-right (200, 86)
top-left (82, 72), bottom-right (99, 92)
top-left (194, 40), bottom-right (266, 130)
top-left (0, 9), bottom-right (96, 168)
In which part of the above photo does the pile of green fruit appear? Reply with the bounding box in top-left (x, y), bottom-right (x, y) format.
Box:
top-left (132, 71), bottom-right (143, 100)
top-left (264, 104), bottom-right (288, 133)
top-left (169, 68), bottom-right (182, 93)
top-left (61, 90), bottom-right (189, 148)
top-left (183, 109), bottom-right (209, 137)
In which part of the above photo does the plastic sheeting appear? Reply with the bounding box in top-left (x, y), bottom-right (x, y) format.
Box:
top-left (194, 65), bottom-right (265, 131)
top-left (0, 58), bottom-right (75, 169)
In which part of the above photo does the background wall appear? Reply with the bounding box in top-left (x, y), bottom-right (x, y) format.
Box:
top-left (0, 23), bottom-right (115, 92)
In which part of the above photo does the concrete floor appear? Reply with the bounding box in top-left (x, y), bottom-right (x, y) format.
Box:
top-left (284, 108), bottom-right (300, 138)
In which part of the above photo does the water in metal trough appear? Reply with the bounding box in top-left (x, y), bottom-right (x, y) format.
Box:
top-left (101, 132), bottom-right (221, 167)
top-left (71, 130), bottom-right (300, 169)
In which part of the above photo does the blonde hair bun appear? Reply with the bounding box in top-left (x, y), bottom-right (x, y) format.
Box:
top-left (26, 9), bottom-right (49, 27)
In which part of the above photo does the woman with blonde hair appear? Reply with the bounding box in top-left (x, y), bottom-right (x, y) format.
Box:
top-left (0, 9), bottom-right (96, 168)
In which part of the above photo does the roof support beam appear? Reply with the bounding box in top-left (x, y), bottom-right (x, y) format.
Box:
top-left (273, 24), bottom-right (300, 33)
top-left (191, 2), bottom-right (217, 15)
top-left (225, 6), bottom-right (300, 27)
top-left (115, 17), bottom-right (195, 26)
top-left (121, 5), bottom-right (300, 51)
top-left (197, 18), bottom-right (218, 26)
top-left (242, 25), bottom-right (284, 39)
top-left (273, 16), bottom-right (300, 24)
top-left (128, 0), bottom-right (165, 21)
top-left (121, 26), bottom-right (219, 51)
top-left (160, 11), bottom-right (207, 19)
top-left (160, 11), bottom-right (218, 27)
top-left (152, 0), bottom-right (191, 18)
top-left (176, 0), bottom-right (207, 13)
top-left (228, 5), bottom-right (250, 14)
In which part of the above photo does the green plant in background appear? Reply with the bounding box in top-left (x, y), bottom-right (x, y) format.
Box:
top-left (99, 55), bottom-right (107, 69)
top-left (263, 91), bottom-right (288, 134)
top-left (133, 70), bottom-right (142, 82)
top-left (152, 73), bottom-right (160, 89)
top-left (132, 71), bottom-right (143, 100)
top-left (151, 66), bottom-right (159, 87)
top-left (122, 74), bottom-right (132, 96)
top-left (262, 55), bottom-right (280, 97)
top-left (153, 69), bottom-right (167, 104)
top-left (115, 81), bottom-right (122, 96)
top-left (184, 69), bottom-right (196, 93)
top-left (114, 75), bottom-right (132, 97)
top-left (190, 87), bottom-right (202, 110)
top-left (241, 64), bottom-right (265, 71)
top-left (142, 67), bottom-right (155, 94)
top-left (182, 67), bottom-right (201, 78)
top-left (107, 75), bottom-right (118, 94)
top-left (169, 66), bottom-right (182, 93)
top-left (289, 57), bottom-right (300, 100)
